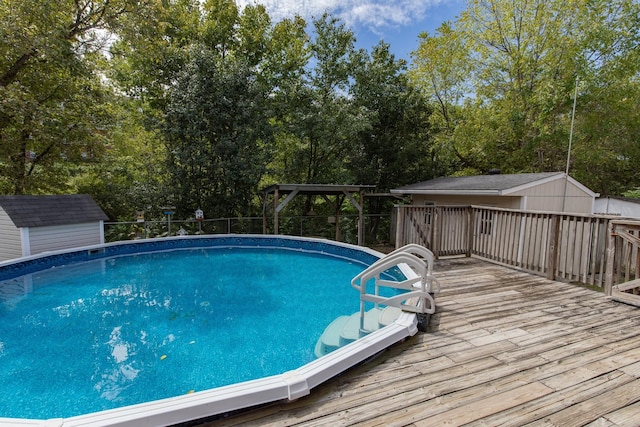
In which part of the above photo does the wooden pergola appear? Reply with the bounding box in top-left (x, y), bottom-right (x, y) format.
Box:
top-left (262, 184), bottom-right (376, 246)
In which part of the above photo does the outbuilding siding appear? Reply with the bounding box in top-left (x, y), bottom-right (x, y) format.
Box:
top-left (594, 197), bottom-right (640, 218)
top-left (0, 207), bottom-right (23, 262)
top-left (29, 222), bottom-right (103, 255)
top-left (410, 194), bottom-right (521, 209)
top-left (0, 195), bottom-right (108, 262)
top-left (510, 179), bottom-right (594, 213)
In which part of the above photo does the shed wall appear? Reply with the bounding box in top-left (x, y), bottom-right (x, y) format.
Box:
top-left (593, 198), bottom-right (640, 218)
top-left (511, 179), bottom-right (593, 214)
top-left (29, 222), bottom-right (103, 255)
top-left (0, 207), bottom-right (23, 262)
top-left (410, 195), bottom-right (522, 209)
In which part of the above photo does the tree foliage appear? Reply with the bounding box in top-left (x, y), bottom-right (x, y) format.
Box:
top-left (0, 0), bottom-right (136, 194)
top-left (73, 97), bottom-right (169, 220)
top-left (410, 22), bottom-right (470, 170)
top-left (3, 0), bottom-right (640, 225)
top-left (164, 47), bottom-right (273, 218)
top-left (410, 0), bottom-right (640, 194)
top-left (269, 14), bottom-right (367, 185)
top-left (350, 42), bottom-right (436, 190)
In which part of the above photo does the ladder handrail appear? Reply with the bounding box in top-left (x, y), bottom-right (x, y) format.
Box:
top-left (387, 243), bottom-right (434, 259)
top-left (388, 243), bottom-right (439, 293)
top-left (351, 252), bottom-right (427, 291)
top-left (361, 290), bottom-right (436, 315)
top-left (351, 245), bottom-right (439, 335)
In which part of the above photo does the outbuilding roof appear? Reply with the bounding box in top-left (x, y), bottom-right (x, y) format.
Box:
top-left (0, 194), bottom-right (108, 228)
top-left (391, 172), bottom-right (596, 197)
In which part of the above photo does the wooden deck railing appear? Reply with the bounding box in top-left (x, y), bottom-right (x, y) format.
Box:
top-left (605, 220), bottom-right (640, 306)
top-left (395, 205), bottom-right (616, 289)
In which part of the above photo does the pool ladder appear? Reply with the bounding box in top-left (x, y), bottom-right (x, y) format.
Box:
top-left (351, 244), bottom-right (438, 336)
top-left (315, 244), bottom-right (438, 357)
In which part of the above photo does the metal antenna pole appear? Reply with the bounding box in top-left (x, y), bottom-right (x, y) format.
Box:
top-left (566, 77), bottom-right (579, 176)
top-left (562, 77), bottom-right (579, 212)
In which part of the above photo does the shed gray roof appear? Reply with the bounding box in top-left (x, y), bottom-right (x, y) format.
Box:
top-left (0, 194), bottom-right (108, 228)
top-left (391, 172), bottom-right (565, 195)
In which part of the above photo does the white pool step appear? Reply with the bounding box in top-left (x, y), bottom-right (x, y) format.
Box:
top-left (378, 306), bottom-right (402, 327)
top-left (339, 308), bottom-right (384, 346)
top-left (314, 307), bottom-right (403, 357)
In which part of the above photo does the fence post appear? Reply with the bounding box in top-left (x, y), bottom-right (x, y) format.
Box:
top-left (546, 215), bottom-right (560, 280)
top-left (604, 220), bottom-right (616, 296)
top-left (432, 207), bottom-right (441, 259)
top-left (466, 207), bottom-right (473, 257)
top-left (395, 205), bottom-right (405, 249)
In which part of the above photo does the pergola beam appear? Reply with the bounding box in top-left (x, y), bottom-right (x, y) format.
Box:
top-left (262, 184), bottom-right (375, 245)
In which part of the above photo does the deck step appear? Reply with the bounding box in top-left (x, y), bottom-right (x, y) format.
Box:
top-left (315, 307), bottom-right (404, 357)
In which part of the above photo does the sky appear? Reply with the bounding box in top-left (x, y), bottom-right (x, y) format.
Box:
top-left (234, 0), bottom-right (467, 62)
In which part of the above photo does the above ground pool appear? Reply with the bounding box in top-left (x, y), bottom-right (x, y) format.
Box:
top-left (0, 235), bottom-right (420, 427)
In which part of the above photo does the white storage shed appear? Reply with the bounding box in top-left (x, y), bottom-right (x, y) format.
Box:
top-left (391, 172), bottom-right (598, 214)
top-left (593, 196), bottom-right (640, 219)
top-left (0, 194), bottom-right (108, 262)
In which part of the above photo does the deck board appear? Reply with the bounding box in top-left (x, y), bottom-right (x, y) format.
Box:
top-left (197, 257), bottom-right (640, 427)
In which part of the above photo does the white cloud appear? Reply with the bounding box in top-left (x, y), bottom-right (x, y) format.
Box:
top-left (234, 0), bottom-right (447, 32)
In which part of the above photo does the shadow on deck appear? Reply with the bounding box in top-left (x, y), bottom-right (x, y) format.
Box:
top-left (199, 257), bottom-right (640, 426)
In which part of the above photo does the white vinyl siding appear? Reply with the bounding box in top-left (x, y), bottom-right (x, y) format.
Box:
top-left (593, 197), bottom-right (640, 218)
top-left (29, 222), bottom-right (103, 255)
top-left (0, 207), bottom-right (23, 262)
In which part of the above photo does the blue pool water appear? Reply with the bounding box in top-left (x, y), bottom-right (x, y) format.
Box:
top-left (0, 244), bottom-right (379, 419)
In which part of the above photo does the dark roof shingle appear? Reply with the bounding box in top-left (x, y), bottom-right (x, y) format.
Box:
top-left (0, 195), bottom-right (108, 228)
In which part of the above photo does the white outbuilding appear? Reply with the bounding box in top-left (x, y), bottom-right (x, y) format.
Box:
top-left (593, 196), bottom-right (640, 219)
top-left (391, 172), bottom-right (598, 214)
top-left (0, 194), bottom-right (108, 262)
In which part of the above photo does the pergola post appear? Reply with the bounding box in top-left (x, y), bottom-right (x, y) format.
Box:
top-left (342, 190), bottom-right (365, 246)
top-left (261, 184), bottom-right (375, 245)
top-left (273, 187), bottom-right (279, 235)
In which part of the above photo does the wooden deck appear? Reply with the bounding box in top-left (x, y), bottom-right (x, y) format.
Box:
top-left (199, 257), bottom-right (640, 426)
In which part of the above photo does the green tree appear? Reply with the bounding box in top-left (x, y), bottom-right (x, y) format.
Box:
top-left (456, 0), bottom-right (581, 173)
top-left (272, 14), bottom-right (368, 185)
top-left (410, 0), bottom-right (640, 196)
top-left (109, 1), bottom-right (314, 219)
top-left (410, 22), bottom-right (471, 170)
top-left (0, 0), bottom-right (134, 194)
top-left (568, 0), bottom-right (640, 194)
top-left (108, 0), bottom-right (201, 113)
top-left (350, 42), bottom-right (436, 190)
top-left (348, 42), bottom-right (436, 241)
top-left (164, 47), bottom-right (274, 218)
top-left (73, 98), bottom-right (170, 220)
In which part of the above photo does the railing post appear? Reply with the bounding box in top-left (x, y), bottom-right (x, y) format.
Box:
top-left (433, 207), bottom-right (441, 259)
top-left (466, 207), bottom-right (473, 257)
top-left (546, 215), bottom-right (560, 280)
top-left (395, 205), bottom-right (405, 249)
top-left (605, 220), bottom-right (616, 296)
